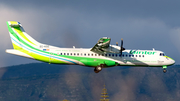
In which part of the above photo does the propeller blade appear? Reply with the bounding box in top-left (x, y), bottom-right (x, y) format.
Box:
top-left (120, 38), bottom-right (123, 56)
top-left (116, 42), bottom-right (118, 46)
top-left (121, 38), bottom-right (123, 48)
top-left (120, 38), bottom-right (126, 57)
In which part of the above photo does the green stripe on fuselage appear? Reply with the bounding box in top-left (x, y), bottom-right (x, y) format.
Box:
top-left (7, 22), bottom-right (116, 66)
top-left (13, 43), bottom-right (68, 64)
top-left (13, 27), bottom-right (36, 46)
top-left (7, 22), bottom-right (36, 46)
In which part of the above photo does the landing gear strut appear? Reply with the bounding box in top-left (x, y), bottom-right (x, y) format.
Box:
top-left (163, 69), bottom-right (167, 73)
top-left (163, 66), bottom-right (167, 73)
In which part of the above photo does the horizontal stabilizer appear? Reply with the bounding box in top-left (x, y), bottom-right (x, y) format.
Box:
top-left (6, 49), bottom-right (33, 59)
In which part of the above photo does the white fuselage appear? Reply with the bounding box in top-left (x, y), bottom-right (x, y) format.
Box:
top-left (39, 45), bottom-right (175, 67)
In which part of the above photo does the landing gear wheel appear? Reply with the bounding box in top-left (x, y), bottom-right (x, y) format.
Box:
top-left (96, 66), bottom-right (102, 71)
top-left (163, 69), bottom-right (167, 73)
top-left (94, 66), bottom-right (102, 73)
top-left (94, 68), bottom-right (100, 73)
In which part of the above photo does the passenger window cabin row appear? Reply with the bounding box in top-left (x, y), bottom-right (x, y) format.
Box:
top-left (57, 53), bottom-right (145, 58)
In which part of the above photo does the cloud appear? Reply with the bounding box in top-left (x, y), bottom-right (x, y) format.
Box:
top-left (170, 28), bottom-right (180, 51)
top-left (0, 1), bottom-right (180, 101)
top-left (0, 4), bottom-right (43, 67)
top-left (0, 0), bottom-right (180, 67)
top-left (169, 28), bottom-right (180, 63)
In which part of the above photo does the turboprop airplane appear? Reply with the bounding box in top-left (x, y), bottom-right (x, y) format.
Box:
top-left (6, 21), bottom-right (175, 73)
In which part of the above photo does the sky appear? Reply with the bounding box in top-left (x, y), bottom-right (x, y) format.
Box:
top-left (0, 0), bottom-right (180, 67)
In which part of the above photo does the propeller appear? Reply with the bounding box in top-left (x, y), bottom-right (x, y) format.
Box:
top-left (120, 38), bottom-right (125, 56)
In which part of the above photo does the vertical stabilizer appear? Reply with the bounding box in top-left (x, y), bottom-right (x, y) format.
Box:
top-left (6, 21), bottom-right (40, 50)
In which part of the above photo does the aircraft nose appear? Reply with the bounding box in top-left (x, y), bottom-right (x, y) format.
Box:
top-left (167, 56), bottom-right (175, 65)
top-left (171, 59), bottom-right (175, 65)
top-left (164, 56), bottom-right (175, 65)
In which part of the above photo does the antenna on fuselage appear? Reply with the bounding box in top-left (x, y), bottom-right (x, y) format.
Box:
top-left (116, 42), bottom-right (118, 46)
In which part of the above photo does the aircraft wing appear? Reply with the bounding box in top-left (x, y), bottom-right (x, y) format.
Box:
top-left (90, 37), bottom-right (111, 52)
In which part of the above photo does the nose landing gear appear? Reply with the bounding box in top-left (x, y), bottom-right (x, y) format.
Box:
top-left (163, 65), bottom-right (167, 73)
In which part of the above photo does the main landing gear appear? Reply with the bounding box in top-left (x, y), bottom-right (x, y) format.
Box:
top-left (94, 64), bottom-right (104, 73)
top-left (163, 66), bottom-right (167, 73)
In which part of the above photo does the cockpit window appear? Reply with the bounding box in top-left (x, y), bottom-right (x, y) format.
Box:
top-left (160, 53), bottom-right (165, 56)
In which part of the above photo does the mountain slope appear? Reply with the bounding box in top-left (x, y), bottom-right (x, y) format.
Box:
top-left (0, 63), bottom-right (179, 101)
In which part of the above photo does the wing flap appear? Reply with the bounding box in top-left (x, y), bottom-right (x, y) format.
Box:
top-left (6, 49), bottom-right (33, 59)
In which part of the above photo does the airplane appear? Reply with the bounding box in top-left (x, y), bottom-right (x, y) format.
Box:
top-left (5, 21), bottom-right (175, 73)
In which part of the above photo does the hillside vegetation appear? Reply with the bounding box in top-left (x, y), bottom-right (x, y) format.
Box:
top-left (0, 63), bottom-right (179, 101)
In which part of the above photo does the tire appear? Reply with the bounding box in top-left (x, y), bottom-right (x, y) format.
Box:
top-left (94, 68), bottom-right (99, 73)
top-left (163, 69), bottom-right (167, 73)
top-left (96, 66), bottom-right (102, 71)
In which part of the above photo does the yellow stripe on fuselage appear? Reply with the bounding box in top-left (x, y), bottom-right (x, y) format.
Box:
top-left (9, 21), bottom-right (37, 46)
